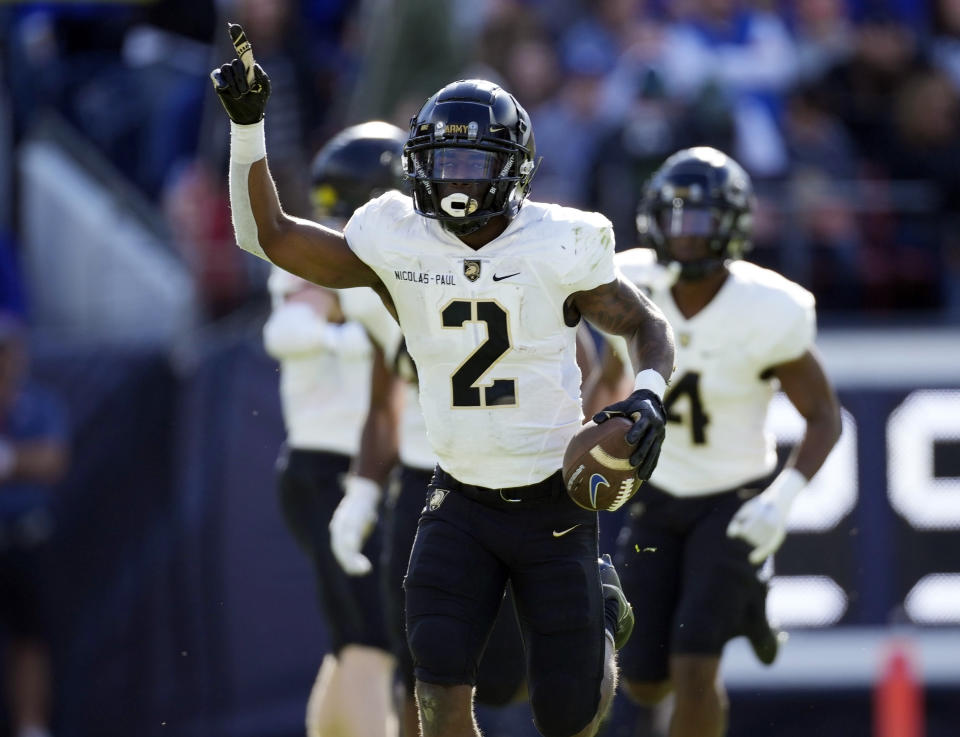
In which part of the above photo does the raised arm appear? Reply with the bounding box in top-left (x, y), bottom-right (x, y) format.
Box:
top-left (569, 275), bottom-right (675, 481)
top-left (211, 24), bottom-right (380, 290)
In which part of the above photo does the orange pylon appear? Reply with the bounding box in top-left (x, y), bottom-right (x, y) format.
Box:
top-left (873, 643), bottom-right (925, 737)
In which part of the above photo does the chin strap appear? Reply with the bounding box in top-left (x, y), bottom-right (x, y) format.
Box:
top-left (442, 216), bottom-right (492, 237)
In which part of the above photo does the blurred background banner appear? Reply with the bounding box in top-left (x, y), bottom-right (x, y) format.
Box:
top-left (1, 0), bottom-right (960, 736)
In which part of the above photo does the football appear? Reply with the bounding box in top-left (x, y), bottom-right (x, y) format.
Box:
top-left (562, 417), bottom-right (640, 512)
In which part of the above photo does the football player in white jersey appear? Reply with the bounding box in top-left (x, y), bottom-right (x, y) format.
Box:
top-left (597, 148), bottom-right (842, 737)
top-left (212, 25), bottom-right (675, 737)
top-left (333, 285), bottom-right (601, 737)
top-left (333, 284), bottom-right (528, 737)
top-left (263, 121), bottom-right (407, 737)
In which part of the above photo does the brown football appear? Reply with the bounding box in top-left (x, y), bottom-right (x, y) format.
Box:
top-left (562, 417), bottom-right (641, 512)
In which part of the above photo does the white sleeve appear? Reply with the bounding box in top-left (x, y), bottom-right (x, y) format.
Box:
top-left (319, 321), bottom-right (372, 360)
top-left (264, 302), bottom-right (372, 361)
top-left (764, 290), bottom-right (817, 366)
top-left (342, 194), bottom-right (388, 267)
top-left (562, 214), bottom-right (618, 294)
top-left (229, 121), bottom-right (270, 262)
top-left (263, 302), bottom-right (326, 358)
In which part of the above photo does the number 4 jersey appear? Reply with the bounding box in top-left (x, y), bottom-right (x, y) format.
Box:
top-left (344, 191), bottom-right (617, 488)
top-left (616, 248), bottom-right (816, 497)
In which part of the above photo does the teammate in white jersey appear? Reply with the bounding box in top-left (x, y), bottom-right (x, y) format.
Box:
top-left (212, 26), bottom-right (675, 737)
top-left (263, 121), bottom-right (406, 737)
top-left (597, 148), bottom-right (841, 737)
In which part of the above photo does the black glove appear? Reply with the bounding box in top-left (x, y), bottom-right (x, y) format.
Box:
top-left (210, 23), bottom-right (271, 125)
top-left (593, 389), bottom-right (666, 481)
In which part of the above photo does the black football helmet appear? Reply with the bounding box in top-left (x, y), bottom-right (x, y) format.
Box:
top-left (403, 79), bottom-right (539, 236)
top-left (310, 121), bottom-right (407, 221)
top-left (637, 147), bottom-right (753, 280)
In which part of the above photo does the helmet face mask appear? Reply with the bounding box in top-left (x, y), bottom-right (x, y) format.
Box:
top-left (638, 147), bottom-right (753, 281)
top-left (656, 206), bottom-right (715, 240)
top-left (404, 79), bottom-right (538, 236)
top-left (422, 148), bottom-right (507, 182)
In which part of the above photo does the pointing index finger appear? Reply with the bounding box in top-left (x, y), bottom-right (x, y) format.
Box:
top-left (228, 23), bottom-right (256, 85)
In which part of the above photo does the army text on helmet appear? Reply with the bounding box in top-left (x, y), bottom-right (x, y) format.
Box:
top-left (403, 79), bottom-right (540, 237)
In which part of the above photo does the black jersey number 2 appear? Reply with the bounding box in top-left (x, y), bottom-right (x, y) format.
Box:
top-left (664, 371), bottom-right (710, 444)
top-left (442, 299), bottom-right (517, 408)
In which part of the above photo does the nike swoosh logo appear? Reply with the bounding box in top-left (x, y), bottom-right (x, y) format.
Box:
top-left (492, 272), bottom-right (520, 282)
top-left (552, 525), bottom-right (581, 538)
top-left (589, 474), bottom-right (609, 508)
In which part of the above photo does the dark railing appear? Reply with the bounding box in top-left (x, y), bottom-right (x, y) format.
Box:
top-left (750, 178), bottom-right (958, 324)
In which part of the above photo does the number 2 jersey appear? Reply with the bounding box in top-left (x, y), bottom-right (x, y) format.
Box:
top-left (337, 284), bottom-right (436, 471)
top-left (616, 248), bottom-right (816, 497)
top-left (344, 191), bottom-right (617, 488)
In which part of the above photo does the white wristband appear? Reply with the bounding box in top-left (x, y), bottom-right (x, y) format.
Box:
top-left (633, 369), bottom-right (667, 400)
top-left (230, 120), bottom-right (266, 165)
top-left (343, 474), bottom-right (382, 503)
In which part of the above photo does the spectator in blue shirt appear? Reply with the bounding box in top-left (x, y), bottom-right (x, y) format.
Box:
top-left (0, 313), bottom-right (69, 737)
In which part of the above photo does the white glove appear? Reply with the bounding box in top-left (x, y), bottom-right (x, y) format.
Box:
top-left (727, 468), bottom-right (806, 564)
top-left (329, 475), bottom-right (381, 576)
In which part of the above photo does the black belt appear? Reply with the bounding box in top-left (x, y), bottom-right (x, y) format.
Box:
top-left (430, 466), bottom-right (565, 508)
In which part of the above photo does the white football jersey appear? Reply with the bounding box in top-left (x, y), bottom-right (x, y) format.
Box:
top-left (338, 286), bottom-right (436, 471)
top-left (265, 267), bottom-right (371, 456)
top-left (345, 191), bottom-right (617, 488)
top-left (616, 249), bottom-right (816, 496)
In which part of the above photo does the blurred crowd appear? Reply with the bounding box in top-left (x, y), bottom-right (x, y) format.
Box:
top-left (2, 0), bottom-right (960, 321)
